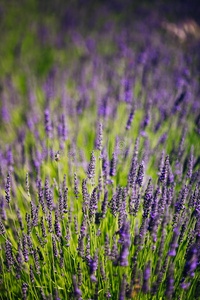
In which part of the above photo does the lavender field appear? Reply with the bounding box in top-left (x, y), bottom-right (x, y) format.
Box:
top-left (0, 0), bottom-right (200, 299)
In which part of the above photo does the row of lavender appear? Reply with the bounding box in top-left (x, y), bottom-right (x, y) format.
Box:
top-left (0, 109), bottom-right (200, 299)
top-left (0, 5), bottom-right (200, 299)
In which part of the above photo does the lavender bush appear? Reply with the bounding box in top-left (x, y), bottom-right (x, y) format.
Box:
top-left (0, 0), bottom-right (200, 299)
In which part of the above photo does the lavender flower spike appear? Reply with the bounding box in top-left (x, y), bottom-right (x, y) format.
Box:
top-left (142, 260), bottom-right (151, 294)
top-left (87, 151), bottom-right (96, 183)
top-left (0, 218), bottom-right (6, 235)
top-left (72, 275), bottom-right (82, 299)
top-left (5, 172), bottom-right (11, 203)
top-left (126, 108), bottom-right (135, 130)
top-left (22, 283), bottom-right (28, 300)
top-left (110, 152), bottom-right (116, 177)
top-left (74, 172), bottom-right (80, 199)
top-left (159, 155), bottom-right (169, 184)
top-left (97, 122), bottom-right (103, 151)
top-left (136, 161), bottom-right (144, 187)
top-left (44, 108), bottom-right (52, 138)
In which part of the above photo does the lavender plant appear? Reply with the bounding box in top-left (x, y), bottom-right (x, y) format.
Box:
top-left (0, 1), bottom-right (200, 299)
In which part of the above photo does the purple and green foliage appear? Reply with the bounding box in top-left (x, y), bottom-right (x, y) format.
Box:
top-left (0, 0), bottom-right (200, 299)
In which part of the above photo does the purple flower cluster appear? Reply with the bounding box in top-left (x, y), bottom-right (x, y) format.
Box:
top-left (0, 2), bottom-right (200, 299)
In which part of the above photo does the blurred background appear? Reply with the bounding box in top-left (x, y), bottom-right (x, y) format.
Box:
top-left (0, 0), bottom-right (200, 80)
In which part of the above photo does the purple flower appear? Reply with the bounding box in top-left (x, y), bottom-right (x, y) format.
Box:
top-left (143, 178), bottom-right (153, 218)
top-left (109, 186), bottom-right (119, 217)
top-left (157, 150), bottom-right (165, 176)
top-left (96, 122), bottom-right (103, 151)
top-left (85, 234), bottom-right (91, 264)
top-left (180, 282), bottom-right (190, 290)
top-left (96, 228), bottom-right (101, 236)
top-left (0, 196), bottom-right (7, 221)
top-left (27, 235), bottom-right (34, 254)
top-left (74, 215), bottom-right (79, 235)
top-left (101, 190), bottom-right (108, 218)
top-left (168, 227), bottom-right (179, 257)
top-left (159, 155), bottom-right (169, 184)
top-left (72, 275), bottom-right (82, 299)
top-left (118, 219), bottom-right (131, 267)
top-left (110, 152), bottom-right (116, 177)
top-left (37, 246), bottom-right (44, 261)
top-left (100, 261), bottom-right (106, 281)
top-left (139, 218), bottom-right (147, 245)
top-left (26, 173), bottom-right (30, 196)
top-left (87, 151), bottom-right (96, 183)
top-left (45, 178), bottom-right (52, 211)
top-left (126, 108), bottom-right (135, 130)
top-left (105, 286), bottom-right (111, 299)
top-left (40, 287), bottom-right (47, 300)
top-left (38, 179), bottom-right (47, 215)
top-left (5, 238), bottom-right (14, 272)
top-left (172, 185), bottom-right (188, 226)
top-left (110, 235), bottom-right (118, 261)
top-left (1, 100), bottom-right (10, 123)
top-left (58, 187), bottom-right (64, 218)
top-left (40, 216), bottom-right (47, 238)
top-left (22, 283), bottom-right (28, 300)
top-left (80, 215), bottom-right (86, 237)
top-left (5, 172), bottom-right (11, 204)
top-left (63, 187), bottom-right (68, 213)
top-left (32, 204), bottom-right (40, 227)
top-left (165, 262), bottom-right (174, 299)
top-left (30, 265), bottom-right (35, 283)
top-left (102, 152), bottom-right (109, 182)
top-left (89, 248), bottom-right (99, 283)
top-left (33, 249), bottom-right (40, 274)
top-left (128, 156), bottom-right (138, 189)
top-left (52, 235), bottom-right (59, 258)
top-left (61, 114), bottom-right (67, 141)
top-left (15, 241), bottom-right (23, 279)
top-left (183, 246), bottom-right (198, 278)
top-left (22, 232), bottom-right (29, 262)
top-left (74, 172), bottom-right (79, 199)
top-left (36, 232), bottom-right (44, 248)
top-left (77, 262), bottom-right (83, 286)
top-left (98, 174), bottom-right (103, 193)
top-left (186, 145), bottom-right (194, 179)
top-left (104, 233), bottom-right (110, 258)
top-left (89, 186), bottom-right (98, 222)
top-left (119, 274), bottom-right (127, 300)
top-left (0, 218), bottom-right (6, 235)
top-left (141, 100), bottom-right (151, 129)
top-left (82, 179), bottom-right (89, 213)
top-left (142, 260), bottom-right (151, 294)
top-left (30, 201), bottom-right (35, 219)
top-left (119, 246), bottom-right (129, 267)
top-left (158, 183), bottom-right (167, 222)
top-left (44, 109), bottom-right (52, 138)
top-left (123, 78), bottom-right (132, 103)
top-left (148, 187), bottom-right (160, 234)
top-left (54, 288), bottom-right (61, 300)
top-left (54, 210), bottom-right (61, 237)
top-left (136, 161), bottom-right (144, 187)
top-left (132, 193), bottom-right (140, 217)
